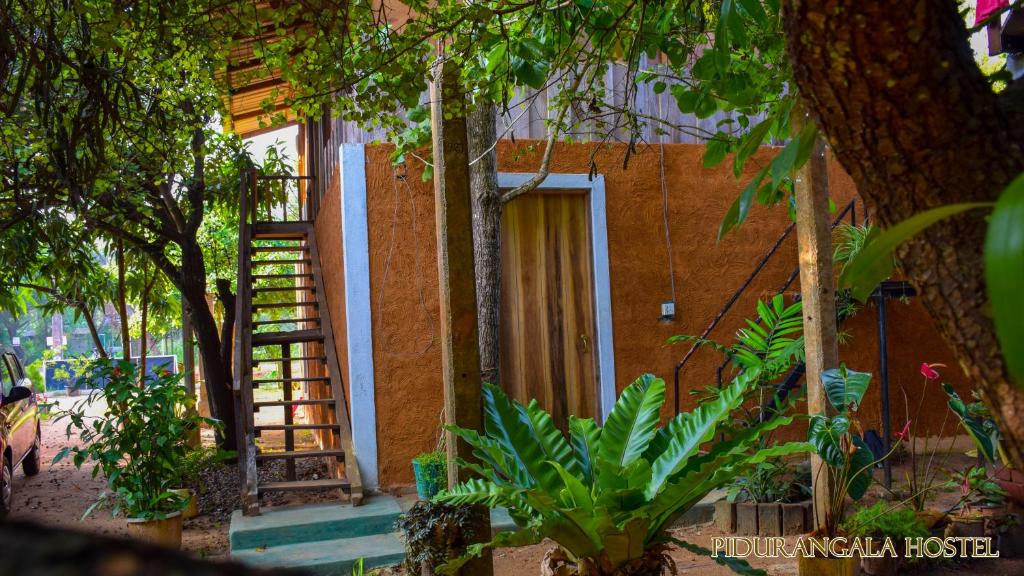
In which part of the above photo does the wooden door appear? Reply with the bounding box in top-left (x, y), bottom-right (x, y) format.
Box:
top-left (500, 191), bottom-right (597, 429)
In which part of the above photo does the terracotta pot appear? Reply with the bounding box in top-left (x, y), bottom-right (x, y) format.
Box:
top-left (860, 539), bottom-right (900, 576)
top-left (798, 553), bottom-right (860, 576)
top-left (126, 512), bottom-right (183, 549)
top-left (914, 509), bottom-right (946, 529)
top-left (946, 515), bottom-right (986, 539)
top-left (171, 488), bottom-right (198, 520)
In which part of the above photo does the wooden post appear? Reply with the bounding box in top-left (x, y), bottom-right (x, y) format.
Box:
top-left (429, 56), bottom-right (494, 575)
top-left (794, 130), bottom-right (839, 531)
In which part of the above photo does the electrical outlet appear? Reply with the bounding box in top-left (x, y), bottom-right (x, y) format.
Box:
top-left (660, 301), bottom-right (676, 319)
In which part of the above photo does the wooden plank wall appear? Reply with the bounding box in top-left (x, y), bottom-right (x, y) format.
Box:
top-left (327, 60), bottom-right (760, 146)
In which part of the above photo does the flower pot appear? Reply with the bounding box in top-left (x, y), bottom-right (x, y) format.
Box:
top-left (914, 509), bottom-right (946, 530)
top-left (798, 553), bottom-right (860, 576)
top-left (171, 488), bottom-right (198, 520)
top-left (413, 459), bottom-right (447, 501)
top-left (946, 515), bottom-right (986, 539)
top-left (781, 501), bottom-right (812, 535)
top-left (860, 539), bottom-right (900, 576)
top-left (125, 512), bottom-right (183, 549)
top-left (714, 499), bottom-right (736, 533)
top-left (735, 502), bottom-right (758, 535)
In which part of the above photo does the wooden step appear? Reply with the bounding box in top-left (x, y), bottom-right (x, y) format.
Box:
top-left (254, 356), bottom-right (327, 364)
top-left (252, 329), bottom-right (323, 346)
top-left (251, 246), bottom-right (309, 253)
top-left (259, 479), bottom-right (350, 493)
top-left (252, 301), bottom-right (319, 310)
top-left (251, 273), bottom-right (314, 280)
top-left (253, 398), bottom-right (335, 408)
top-left (253, 286), bottom-right (315, 293)
top-left (253, 221), bottom-right (312, 239)
top-left (255, 423), bottom-right (340, 431)
top-left (256, 449), bottom-right (345, 461)
top-left (253, 317), bottom-right (321, 327)
top-left (251, 259), bottom-right (311, 266)
top-left (253, 376), bottom-right (330, 384)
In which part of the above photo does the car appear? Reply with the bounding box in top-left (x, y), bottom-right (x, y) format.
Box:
top-left (0, 350), bottom-right (40, 518)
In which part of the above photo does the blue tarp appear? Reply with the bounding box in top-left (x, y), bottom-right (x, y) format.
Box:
top-left (44, 356), bottom-right (178, 392)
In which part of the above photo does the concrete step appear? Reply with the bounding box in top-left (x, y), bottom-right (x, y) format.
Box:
top-left (230, 497), bottom-right (403, 551)
top-left (232, 532), bottom-right (405, 575)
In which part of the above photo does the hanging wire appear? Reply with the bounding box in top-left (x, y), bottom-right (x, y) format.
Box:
top-left (657, 83), bottom-right (678, 307)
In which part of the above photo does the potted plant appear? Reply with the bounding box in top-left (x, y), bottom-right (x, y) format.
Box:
top-left (55, 359), bottom-right (217, 548)
top-left (880, 362), bottom-right (960, 530)
top-left (843, 502), bottom-right (929, 576)
top-left (945, 465), bottom-right (1008, 539)
top-left (804, 365), bottom-right (893, 576)
top-left (412, 451), bottom-right (448, 501)
top-left (396, 500), bottom-right (479, 575)
top-left (724, 457), bottom-right (812, 536)
top-left (435, 368), bottom-right (810, 575)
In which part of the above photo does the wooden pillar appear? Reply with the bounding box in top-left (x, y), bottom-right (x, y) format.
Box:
top-left (794, 131), bottom-right (839, 530)
top-left (429, 57), bottom-right (494, 575)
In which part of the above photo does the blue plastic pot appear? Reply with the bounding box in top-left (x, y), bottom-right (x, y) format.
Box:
top-left (412, 459), bottom-right (447, 500)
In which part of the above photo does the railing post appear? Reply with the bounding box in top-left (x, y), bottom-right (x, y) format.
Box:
top-left (236, 168), bottom-right (259, 516)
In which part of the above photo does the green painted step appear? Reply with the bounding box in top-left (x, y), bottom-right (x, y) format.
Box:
top-left (232, 532), bottom-right (405, 576)
top-left (230, 497), bottom-right (403, 551)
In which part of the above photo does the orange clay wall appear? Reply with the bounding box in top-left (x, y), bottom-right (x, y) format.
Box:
top-left (315, 140), bottom-right (972, 492)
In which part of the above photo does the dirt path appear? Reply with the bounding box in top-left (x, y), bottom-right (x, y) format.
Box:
top-left (8, 397), bottom-right (230, 559)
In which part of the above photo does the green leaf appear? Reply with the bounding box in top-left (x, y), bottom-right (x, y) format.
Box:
top-left (548, 460), bottom-right (593, 511)
top-left (718, 165), bottom-right (770, 239)
top-left (519, 398), bottom-right (578, 475)
top-left (436, 527), bottom-right (542, 575)
top-left (704, 139), bottom-right (729, 169)
top-left (808, 414), bottom-right (849, 468)
top-left (645, 368), bottom-right (753, 499)
top-left (734, 117), bottom-right (773, 175)
top-left (985, 172), bottom-right (1024, 384)
top-left (596, 374), bottom-right (666, 470)
top-left (840, 202), bottom-right (993, 302)
top-left (569, 416), bottom-right (601, 485)
top-left (943, 382), bottom-right (997, 462)
top-left (846, 437), bottom-right (875, 501)
top-left (479, 384), bottom-right (563, 491)
top-left (821, 365), bottom-right (871, 412)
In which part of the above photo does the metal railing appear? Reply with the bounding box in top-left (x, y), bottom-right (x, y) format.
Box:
top-left (672, 199), bottom-right (861, 414)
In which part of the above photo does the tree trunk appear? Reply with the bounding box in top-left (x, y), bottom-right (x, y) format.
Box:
top-left (139, 266), bottom-right (157, 380)
top-left (177, 238), bottom-right (237, 451)
top-left (784, 0), bottom-right (1024, 468)
top-left (116, 239), bottom-right (131, 362)
top-left (467, 102), bottom-right (503, 385)
top-left (77, 304), bottom-right (107, 359)
top-left (215, 278), bottom-right (236, 381)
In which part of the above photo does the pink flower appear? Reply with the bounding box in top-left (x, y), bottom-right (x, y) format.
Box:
top-left (920, 362), bottom-right (946, 380)
top-left (894, 420), bottom-right (912, 442)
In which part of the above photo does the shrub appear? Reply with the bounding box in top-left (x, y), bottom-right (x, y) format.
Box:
top-left (437, 370), bottom-right (809, 575)
top-left (54, 359), bottom-right (219, 520)
top-left (843, 502), bottom-right (929, 540)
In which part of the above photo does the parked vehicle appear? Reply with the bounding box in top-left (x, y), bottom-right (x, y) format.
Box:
top-left (0, 349), bottom-right (41, 518)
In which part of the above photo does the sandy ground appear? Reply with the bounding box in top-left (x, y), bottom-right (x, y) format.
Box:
top-left (8, 396), bottom-right (231, 558)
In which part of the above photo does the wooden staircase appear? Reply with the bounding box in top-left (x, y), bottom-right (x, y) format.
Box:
top-left (234, 171), bottom-right (362, 516)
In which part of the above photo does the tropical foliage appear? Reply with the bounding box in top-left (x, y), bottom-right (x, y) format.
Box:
top-left (54, 359), bottom-right (218, 520)
top-left (436, 371), bottom-right (809, 575)
top-left (806, 365), bottom-right (878, 536)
